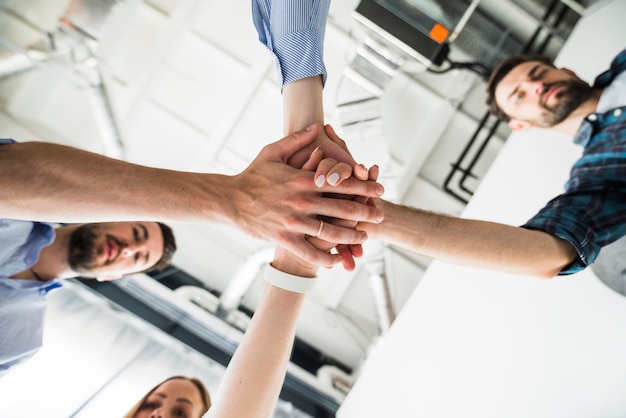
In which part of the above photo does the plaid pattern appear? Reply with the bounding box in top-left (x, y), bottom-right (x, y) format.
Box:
top-left (523, 48), bottom-right (626, 274)
top-left (252, 0), bottom-right (329, 88)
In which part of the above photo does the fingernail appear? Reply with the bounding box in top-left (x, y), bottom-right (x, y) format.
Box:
top-left (310, 146), bottom-right (320, 158)
top-left (327, 173), bottom-right (340, 185)
top-left (361, 233), bottom-right (368, 243)
top-left (315, 175), bottom-right (325, 188)
top-left (376, 210), bottom-right (384, 223)
top-left (306, 123), bottom-right (315, 131)
top-left (376, 184), bottom-right (385, 196)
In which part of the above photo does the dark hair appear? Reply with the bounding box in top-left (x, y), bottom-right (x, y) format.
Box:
top-left (485, 54), bottom-right (554, 122)
top-left (149, 222), bottom-right (177, 272)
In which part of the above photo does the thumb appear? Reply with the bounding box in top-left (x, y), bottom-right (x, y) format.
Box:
top-left (272, 123), bottom-right (320, 162)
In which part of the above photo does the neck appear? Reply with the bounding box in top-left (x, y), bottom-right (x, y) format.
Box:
top-left (550, 88), bottom-right (603, 136)
top-left (12, 225), bottom-right (79, 281)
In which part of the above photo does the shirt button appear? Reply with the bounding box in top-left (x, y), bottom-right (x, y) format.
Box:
top-left (587, 114), bottom-right (597, 122)
top-left (614, 108), bottom-right (623, 117)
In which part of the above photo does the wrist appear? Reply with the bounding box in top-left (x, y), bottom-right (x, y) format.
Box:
top-left (272, 247), bottom-right (318, 278)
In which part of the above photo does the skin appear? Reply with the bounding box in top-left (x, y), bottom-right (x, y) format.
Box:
top-left (357, 200), bottom-right (576, 278)
top-left (133, 378), bottom-right (205, 418)
top-left (495, 60), bottom-right (601, 135)
top-left (0, 127), bottom-right (384, 268)
top-left (207, 253), bottom-right (310, 418)
top-left (282, 75), bottom-right (378, 270)
top-left (208, 73), bottom-right (378, 418)
top-left (10, 221), bottom-right (164, 282)
top-left (316, 61), bottom-right (607, 278)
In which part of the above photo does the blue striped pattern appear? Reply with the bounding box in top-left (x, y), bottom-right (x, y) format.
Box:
top-left (0, 217), bottom-right (57, 375)
top-left (523, 48), bottom-right (626, 275)
top-left (252, 0), bottom-right (330, 88)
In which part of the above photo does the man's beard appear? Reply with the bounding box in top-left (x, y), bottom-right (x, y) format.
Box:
top-left (536, 78), bottom-right (593, 127)
top-left (68, 224), bottom-right (101, 273)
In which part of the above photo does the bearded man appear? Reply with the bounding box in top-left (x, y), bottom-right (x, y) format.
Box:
top-left (0, 219), bottom-right (176, 374)
top-left (348, 48), bottom-right (626, 277)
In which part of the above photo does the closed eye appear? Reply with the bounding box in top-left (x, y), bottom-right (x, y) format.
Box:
top-left (528, 65), bottom-right (547, 81)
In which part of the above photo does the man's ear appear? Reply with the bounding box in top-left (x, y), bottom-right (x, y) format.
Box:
top-left (508, 119), bottom-right (532, 131)
top-left (96, 274), bottom-right (122, 282)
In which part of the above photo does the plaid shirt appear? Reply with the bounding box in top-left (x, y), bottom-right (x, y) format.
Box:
top-left (252, 0), bottom-right (329, 88)
top-left (523, 48), bottom-right (626, 274)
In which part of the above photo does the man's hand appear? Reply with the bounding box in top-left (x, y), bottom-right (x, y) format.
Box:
top-left (228, 123), bottom-right (384, 267)
top-left (301, 138), bottom-right (382, 271)
top-left (287, 123), bottom-right (359, 169)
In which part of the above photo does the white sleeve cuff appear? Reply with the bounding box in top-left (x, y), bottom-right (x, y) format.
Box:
top-left (264, 263), bottom-right (316, 294)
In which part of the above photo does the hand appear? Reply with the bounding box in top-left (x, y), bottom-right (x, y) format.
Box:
top-left (228, 123), bottom-right (384, 267)
top-left (328, 166), bottom-right (381, 271)
top-left (302, 145), bottom-right (382, 271)
top-left (287, 123), bottom-right (359, 169)
top-left (310, 125), bottom-right (383, 270)
top-left (335, 164), bottom-right (380, 269)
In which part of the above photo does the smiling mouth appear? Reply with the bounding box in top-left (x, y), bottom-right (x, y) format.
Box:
top-left (105, 237), bottom-right (121, 263)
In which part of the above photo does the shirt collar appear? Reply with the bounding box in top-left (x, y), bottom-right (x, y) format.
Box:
top-left (0, 277), bottom-right (63, 294)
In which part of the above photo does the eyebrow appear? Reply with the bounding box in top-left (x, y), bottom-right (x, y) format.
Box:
top-left (139, 223), bottom-right (149, 240)
top-left (528, 64), bottom-right (542, 80)
top-left (138, 223), bottom-right (150, 264)
top-left (507, 64), bottom-right (541, 103)
top-left (153, 392), bottom-right (193, 405)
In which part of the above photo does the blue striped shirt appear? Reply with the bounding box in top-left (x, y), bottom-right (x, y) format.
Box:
top-left (252, 0), bottom-right (330, 88)
top-left (0, 217), bottom-right (58, 375)
top-left (523, 48), bottom-right (626, 275)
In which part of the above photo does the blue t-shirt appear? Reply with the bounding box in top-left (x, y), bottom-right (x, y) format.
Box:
top-left (523, 48), bottom-right (626, 274)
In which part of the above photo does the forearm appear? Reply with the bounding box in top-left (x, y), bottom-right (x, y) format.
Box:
top-left (209, 286), bottom-right (305, 418)
top-left (282, 75), bottom-right (324, 135)
top-left (208, 247), bottom-right (315, 418)
top-left (362, 199), bottom-right (578, 278)
top-left (0, 141), bottom-right (231, 224)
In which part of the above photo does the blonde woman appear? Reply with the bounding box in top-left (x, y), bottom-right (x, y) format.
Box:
top-left (124, 375), bottom-right (211, 418)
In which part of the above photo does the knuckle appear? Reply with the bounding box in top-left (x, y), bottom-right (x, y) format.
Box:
top-left (341, 200), bottom-right (357, 217)
top-left (324, 227), bottom-right (343, 243)
top-left (291, 195), bottom-right (312, 211)
top-left (283, 214), bottom-right (302, 229)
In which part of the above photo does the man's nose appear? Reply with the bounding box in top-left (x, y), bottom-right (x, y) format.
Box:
top-left (524, 79), bottom-right (545, 98)
top-left (120, 240), bottom-right (147, 257)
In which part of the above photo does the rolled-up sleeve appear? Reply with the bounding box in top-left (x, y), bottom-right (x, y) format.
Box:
top-left (252, 0), bottom-right (329, 88)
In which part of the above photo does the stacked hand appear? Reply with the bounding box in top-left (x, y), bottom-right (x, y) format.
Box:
top-left (228, 123), bottom-right (384, 268)
top-left (299, 124), bottom-right (382, 271)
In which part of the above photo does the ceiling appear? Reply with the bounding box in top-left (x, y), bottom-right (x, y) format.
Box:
top-left (0, 0), bottom-right (596, 415)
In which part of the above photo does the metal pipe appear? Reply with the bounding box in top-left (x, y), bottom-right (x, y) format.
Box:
top-left (79, 57), bottom-right (125, 158)
top-left (217, 247), bottom-right (274, 316)
top-left (448, 0), bottom-right (481, 43)
top-left (0, 51), bottom-right (50, 81)
top-left (366, 259), bottom-right (395, 334)
top-left (458, 116), bottom-right (501, 196)
top-left (443, 111), bottom-right (491, 203)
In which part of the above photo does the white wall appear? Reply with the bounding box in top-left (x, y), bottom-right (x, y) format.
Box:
top-left (338, 1), bottom-right (626, 417)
